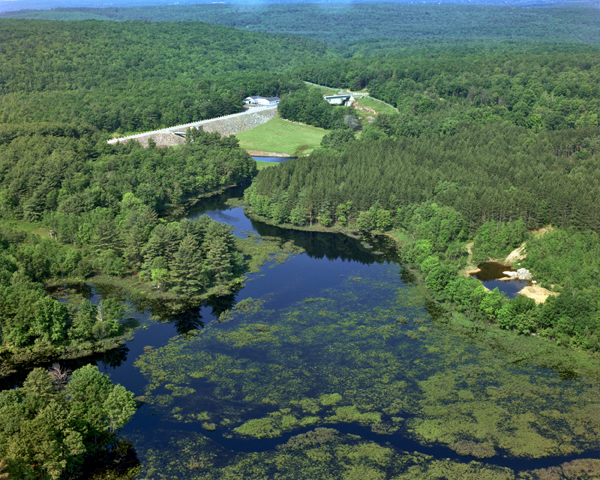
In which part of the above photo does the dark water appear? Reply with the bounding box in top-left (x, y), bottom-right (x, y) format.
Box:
top-left (26, 187), bottom-right (600, 477)
top-left (472, 261), bottom-right (529, 299)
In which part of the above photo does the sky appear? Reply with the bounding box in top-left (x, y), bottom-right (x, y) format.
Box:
top-left (0, 0), bottom-right (590, 13)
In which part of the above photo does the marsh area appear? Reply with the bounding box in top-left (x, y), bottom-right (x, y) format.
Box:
top-left (43, 188), bottom-right (600, 479)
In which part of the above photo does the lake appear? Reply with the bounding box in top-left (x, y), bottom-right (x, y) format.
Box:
top-left (44, 186), bottom-right (600, 478)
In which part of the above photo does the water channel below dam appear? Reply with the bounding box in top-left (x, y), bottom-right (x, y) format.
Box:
top-left (43, 184), bottom-right (600, 478)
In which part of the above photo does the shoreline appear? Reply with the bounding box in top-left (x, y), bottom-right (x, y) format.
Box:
top-left (241, 204), bottom-right (595, 365)
top-left (247, 150), bottom-right (293, 158)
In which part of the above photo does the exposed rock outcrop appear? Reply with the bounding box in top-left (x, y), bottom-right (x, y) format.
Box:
top-left (502, 268), bottom-right (532, 280)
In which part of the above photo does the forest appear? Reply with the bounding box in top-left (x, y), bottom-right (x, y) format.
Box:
top-left (0, 20), bottom-right (321, 132)
top-left (247, 122), bottom-right (600, 232)
top-left (3, 3), bottom-right (599, 55)
top-left (245, 48), bottom-right (600, 351)
top-left (301, 50), bottom-right (600, 133)
top-left (0, 123), bottom-right (255, 345)
top-left (1, 7), bottom-right (600, 477)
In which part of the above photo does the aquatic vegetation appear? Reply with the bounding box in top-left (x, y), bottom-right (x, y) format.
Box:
top-left (320, 393), bottom-right (343, 406)
top-left (291, 398), bottom-right (321, 414)
top-left (216, 323), bottom-right (281, 348)
top-left (449, 441), bottom-right (496, 459)
top-left (216, 297), bottom-right (270, 326)
top-left (236, 235), bottom-right (305, 274)
top-left (371, 422), bottom-right (398, 435)
top-left (134, 427), bottom-right (521, 480)
top-left (277, 428), bottom-right (339, 450)
top-left (528, 459), bottom-right (600, 480)
top-left (326, 406), bottom-right (382, 425)
top-left (234, 417), bottom-right (282, 438)
top-left (133, 264), bottom-right (600, 477)
top-left (393, 457), bottom-right (514, 480)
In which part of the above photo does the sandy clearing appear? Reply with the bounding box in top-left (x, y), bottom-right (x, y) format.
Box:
top-left (518, 285), bottom-right (559, 304)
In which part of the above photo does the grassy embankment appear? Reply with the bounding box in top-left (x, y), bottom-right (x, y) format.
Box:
top-left (354, 95), bottom-right (398, 115)
top-left (255, 160), bottom-right (280, 170)
top-left (304, 82), bottom-right (396, 128)
top-left (236, 115), bottom-right (326, 158)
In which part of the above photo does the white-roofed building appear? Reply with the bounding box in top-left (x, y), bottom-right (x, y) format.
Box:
top-left (243, 96), bottom-right (280, 106)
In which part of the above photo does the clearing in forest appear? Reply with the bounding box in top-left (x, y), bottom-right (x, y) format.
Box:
top-left (256, 160), bottom-right (278, 170)
top-left (235, 115), bottom-right (326, 156)
top-left (353, 96), bottom-right (398, 115)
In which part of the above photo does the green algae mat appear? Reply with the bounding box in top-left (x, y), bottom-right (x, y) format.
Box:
top-left (131, 264), bottom-right (600, 479)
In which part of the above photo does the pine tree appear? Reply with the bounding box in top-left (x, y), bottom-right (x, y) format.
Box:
top-left (169, 235), bottom-right (205, 297)
top-left (142, 224), bottom-right (181, 270)
top-left (203, 235), bottom-right (233, 284)
top-left (92, 220), bottom-right (121, 255)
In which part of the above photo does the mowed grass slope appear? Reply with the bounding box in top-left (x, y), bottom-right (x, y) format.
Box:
top-left (355, 96), bottom-right (398, 115)
top-left (235, 115), bottom-right (326, 156)
top-left (256, 160), bottom-right (278, 170)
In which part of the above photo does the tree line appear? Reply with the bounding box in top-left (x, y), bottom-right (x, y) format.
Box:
top-left (0, 19), bottom-right (324, 132)
top-left (0, 124), bottom-right (254, 350)
top-left (299, 49), bottom-right (600, 135)
top-left (246, 122), bottom-right (600, 233)
top-left (5, 3), bottom-right (599, 56)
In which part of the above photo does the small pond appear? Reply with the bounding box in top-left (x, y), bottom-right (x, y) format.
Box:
top-left (471, 262), bottom-right (529, 299)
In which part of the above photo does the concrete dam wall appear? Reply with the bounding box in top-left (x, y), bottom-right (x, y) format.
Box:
top-left (107, 106), bottom-right (277, 148)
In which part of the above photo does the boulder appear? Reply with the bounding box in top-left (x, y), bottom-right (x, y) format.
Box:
top-left (503, 268), bottom-right (532, 280)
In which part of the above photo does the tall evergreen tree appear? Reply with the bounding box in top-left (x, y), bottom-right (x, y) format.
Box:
top-left (169, 235), bottom-right (205, 297)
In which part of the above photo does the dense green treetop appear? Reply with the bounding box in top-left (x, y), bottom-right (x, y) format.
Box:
top-left (247, 122), bottom-right (600, 233)
top-left (300, 51), bottom-right (600, 134)
top-left (0, 364), bottom-right (136, 479)
top-left (0, 20), bottom-right (322, 131)
top-left (0, 125), bottom-right (252, 350)
top-left (0, 19), bottom-right (326, 92)
top-left (0, 124), bottom-right (256, 220)
top-left (3, 3), bottom-right (599, 54)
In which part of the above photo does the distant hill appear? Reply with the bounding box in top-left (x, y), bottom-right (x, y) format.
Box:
top-left (2, 2), bottom-right (599, 55)
top-left (1, 0), bottom-right (598, 12)
top-left (0, 19), bottom-right (326, 131)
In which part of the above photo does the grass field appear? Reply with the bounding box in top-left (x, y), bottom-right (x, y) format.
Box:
top-left (355, 96), bottom-right (398, 115)
top-left (256, 160), bottom-right (279, 170)
top-left (0, 219), bottom-right (50, 238)
top-left (235, 115), bottom-right (327, 156)
top-left (305, 82), bottom-right (342, 96)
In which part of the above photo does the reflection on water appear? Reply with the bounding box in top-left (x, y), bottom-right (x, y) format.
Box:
top-left (471, 262), bottom-right (514, 282)
top-left (130, 258), bottom-right (600, 478)
top-left (18, 185), bottom-right (600, 478)
top-left (472, 261), bottom-right (529, 299)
